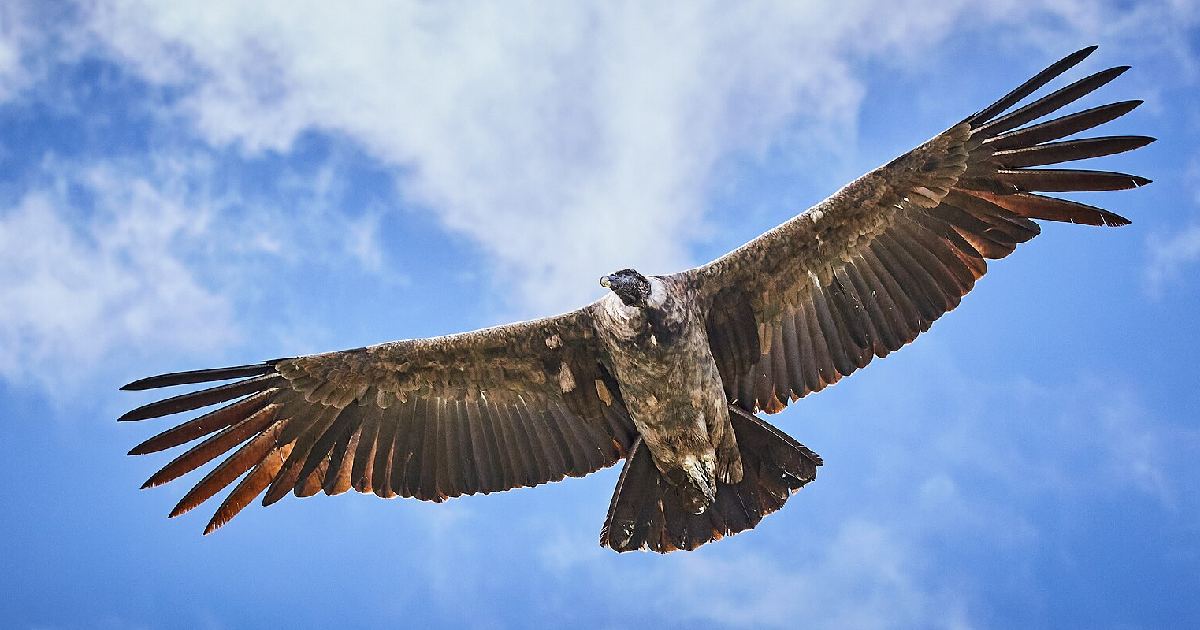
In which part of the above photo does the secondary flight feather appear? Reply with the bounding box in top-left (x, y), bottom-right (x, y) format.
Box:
top-left (121, 47), bottom-right (1152, 553)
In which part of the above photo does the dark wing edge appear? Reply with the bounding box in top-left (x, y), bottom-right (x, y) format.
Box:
top-left (118, 309), bottom-right (636, 534)
top-left (691, 46), bottom-right (1153, 415)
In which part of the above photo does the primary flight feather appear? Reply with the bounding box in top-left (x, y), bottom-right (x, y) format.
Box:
top-left (121, 46), bottom-right (1152, 553)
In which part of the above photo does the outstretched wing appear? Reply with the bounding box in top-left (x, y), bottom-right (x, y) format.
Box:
top-left (692, 46), bottom-right (1152, 414)
top-left (120, 307), bottom-right (635, 533)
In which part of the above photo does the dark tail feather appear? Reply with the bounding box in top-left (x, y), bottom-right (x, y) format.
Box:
top-left (599, 407), bottom-right (821, 553)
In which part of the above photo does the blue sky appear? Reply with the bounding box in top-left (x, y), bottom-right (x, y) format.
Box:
top-left (2, 2), bottom-right (1198, 628)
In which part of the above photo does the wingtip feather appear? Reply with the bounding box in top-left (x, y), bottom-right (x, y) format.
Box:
top-left (120, 361), bottom-right (282, 392)
top-left (967, 45), bottom-right (1102, 126)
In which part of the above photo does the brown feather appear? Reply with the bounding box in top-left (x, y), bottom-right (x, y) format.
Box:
top-left (204, 441), bottom-right (294, 535)
top-left (296, 402), bottom-right (363, 494)
top-left (436, 399), bottom-right (461, 497)
top-left (323, 425), bottom-right (359, 495)
top-left (121, 361), bottom-right (281, 391)
top-left (531, 407), bottom-right (569, 484)
top-left (119, 374), bottom-right (282, 421)
top-left (985, 100), bottom-right (1142, 151)
top-left (827, 267), bottom-right (873, 352)
top-left (128, 389), bottom-right (276, 455)
top-left (929, 203), bottom-right (1018, 259)
top-left (978, 66), bottom-right (1129, 136)
top-left (842, 259), bottom-right (900, 354)
top-left (398, 397), bottom-right (428, 496)
top-left (417, 398), bottom-right (442, 499)
top-left (350, 408), bottom-right (381, 493)
top-left (810, 284), bottom-right (855, 379)
top-left (261, 406), bottom-right (339, 505)
top-left (994, 168), bottom-right (1151, 192)
top-left (871, 237), bottom-right (944, 322)
top-left (991, 136), bottom-right (1155, 168)
top-left (779, 313), bottom-right (806, 400)
top-left (504, 402), bottom-right (540, 488)
top-left (142, 403), bottom-right (281, 489)
top-left (891, 222), bottom-right (973, 298)
top-left (966, 46), bottom-right (1096, 126)
top-left (767, 324), bottom-right (791, 402)
top-left (296, 457), bottom-right (329, 498)
top-left (545, 402), bottom-right (587, 477)
top-left (461, 401), bottom-right (492, 491)
top-left (513, 400), bottom-right (551, 484)
top-left (170, 420), bottom-right (287, 518)
top-left (856, 250), bottom-right (921, 344)
top-left (908, 211), bottom-right (988, 277)
top-left (371, 399), bottom-right (404, 498)
top-left (975, 191), bottom-right (1132, 227)
top-left (800, 291), bottom-right (838, 389)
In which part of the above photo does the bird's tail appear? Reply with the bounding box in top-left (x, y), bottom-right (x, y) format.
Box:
top-left (599, 406), bottom-right (821, 553)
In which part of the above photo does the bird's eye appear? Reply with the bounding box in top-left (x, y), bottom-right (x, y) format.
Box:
top-left (600, 276), bottom-right (611, 288)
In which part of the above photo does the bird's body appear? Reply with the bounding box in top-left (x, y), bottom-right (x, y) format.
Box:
top-left (119, 47), bottom-right (1154, 553)
top-left (594, 274), bottom-right (739, 513)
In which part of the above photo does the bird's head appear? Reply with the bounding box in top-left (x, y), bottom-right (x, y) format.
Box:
top-left (600, 269), bottom-right (651, 307)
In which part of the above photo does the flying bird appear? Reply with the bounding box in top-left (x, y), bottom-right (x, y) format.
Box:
top-left (121, 47), bottom-right (1152, 553)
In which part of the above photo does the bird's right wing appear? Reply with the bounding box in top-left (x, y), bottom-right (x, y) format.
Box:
top-left (690, 46), bottom-right (1152, 414)
top-left (120, 307), bottom-right (636, 533)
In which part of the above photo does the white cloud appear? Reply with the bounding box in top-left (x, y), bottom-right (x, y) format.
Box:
top-left (537, 514), bottom-right (972, 630)
top-left (660, 520), bottom-right (971, 630)
top-left (1145, 154), bottom-right (1200, 295)
top-left (0, 149), bottom-right (399, 394)
top-left (1146, 222), bottom-right (1200, 295)
top-left (0, 2), bottom-right (38, 103)
top-left (74, 0), bottom-right (1197, 315)
top-left (0, 172), bottom-right (235, 391)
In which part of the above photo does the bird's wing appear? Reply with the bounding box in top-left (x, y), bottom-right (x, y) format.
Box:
top-left (120, 307), bottom-right (636, 533)
top-left (689, 46), bottom-right (1152, 414)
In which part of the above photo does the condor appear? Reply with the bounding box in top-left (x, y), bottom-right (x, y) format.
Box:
top-left (121, 47), bottom-right (1151, 553)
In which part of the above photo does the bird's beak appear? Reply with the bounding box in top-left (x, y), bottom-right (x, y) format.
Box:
top-left (600, 275), bottom-right (611, 288)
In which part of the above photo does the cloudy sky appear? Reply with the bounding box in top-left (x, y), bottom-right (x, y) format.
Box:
top-left (2, 2), bottom-right (1198, 628)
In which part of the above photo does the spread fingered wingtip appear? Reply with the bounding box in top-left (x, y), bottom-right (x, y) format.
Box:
top-left (966, 45), bottom-right (1101, 127)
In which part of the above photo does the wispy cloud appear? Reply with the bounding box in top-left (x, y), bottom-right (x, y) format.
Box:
top-left (0, 2), bottom-right (40, 103)
top-left (1145, 154), bottom-right (1200, 295)
top-left (72, 0), bottom-right (1195, 315)
top-left (0, 149), bottom-right (397, 395)
top-left (0, 165), bottom-right (236, 391)
top-left (661, 520), bottom-right (971, 630)
top-left (1145, 222), bottom-right (1200, 295)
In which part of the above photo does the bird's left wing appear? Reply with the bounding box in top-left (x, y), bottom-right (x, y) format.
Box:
top-left (687, 46), bottom-right (1152, 414)
top-left (120, 307), bottom-right (635, 533)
